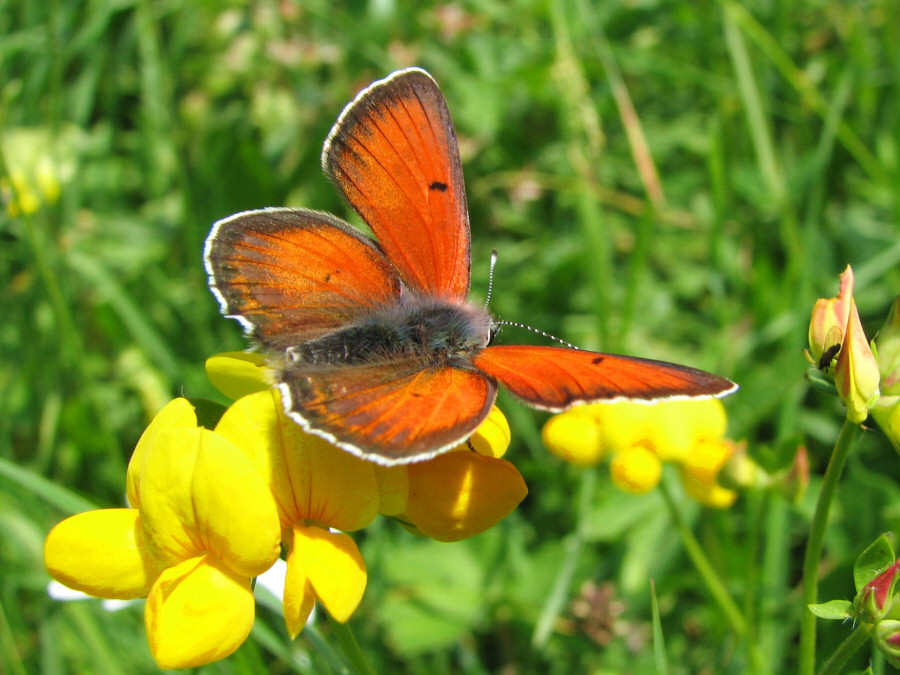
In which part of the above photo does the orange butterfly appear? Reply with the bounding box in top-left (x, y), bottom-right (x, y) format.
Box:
top-left (204, 68), bottom-right (736, 465)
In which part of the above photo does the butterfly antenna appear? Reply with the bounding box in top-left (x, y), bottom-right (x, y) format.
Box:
top-left (483, 249), bottom-right (499, 311)
top-left (495, 319), bottom-right (580, 349)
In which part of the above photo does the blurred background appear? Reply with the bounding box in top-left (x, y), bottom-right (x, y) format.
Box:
top-left (3, 0), bottom-right (900, 672)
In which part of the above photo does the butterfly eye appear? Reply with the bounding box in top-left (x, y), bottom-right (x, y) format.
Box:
top-left (487, 320), bottom-right (502, 346)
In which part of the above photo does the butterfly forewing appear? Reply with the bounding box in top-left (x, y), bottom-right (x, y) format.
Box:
top-left (205, 208), bottom-right (401, 349)
top-left (473, 345), bottom-right (737, 411)
top-left (279, 362), bottom-right (497, 464)
top-left (323, 68), bottom-right (470, 300)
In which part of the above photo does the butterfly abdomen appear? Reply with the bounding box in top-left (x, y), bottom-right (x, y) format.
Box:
top-left (287, 298), bottom-right (491, 368)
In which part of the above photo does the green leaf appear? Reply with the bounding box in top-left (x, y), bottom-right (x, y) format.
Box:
top-left (751, 433), bottom-right (804, 474)
top-left (854, 534), bottom-right (895, 592)
top-left (185, 397), bottom-right (228, 430)
top-left (808, 600), bottom-right (854, 620)
top-left (650, 580), bottom-right (669, 675)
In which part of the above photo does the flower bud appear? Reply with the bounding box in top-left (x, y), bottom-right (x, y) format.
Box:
top-left (808, 265), bottom-right (854, 364)
top-left (877, 296), bottom-right (900, 395)
top-left (874, 619), bottom-right (900, 667)
top-left (855, 559), bottom-right (900, 623)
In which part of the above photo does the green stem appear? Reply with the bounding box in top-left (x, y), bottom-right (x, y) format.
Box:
top-left (659, 478), bottom-right (765, 670)
top-left (330, 615), bottom-right (377, 675)
top-left (818, 623), bottom-right (872, 675)
top-left (659, 479), bottom-right (747, 635)
top-left (799, 418), bottom-right (861, 675)
top-left (531, 469), bottom-right (596, 647)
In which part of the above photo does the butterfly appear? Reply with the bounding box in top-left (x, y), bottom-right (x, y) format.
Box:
top-left (204, 67), bottom-right (737, 465)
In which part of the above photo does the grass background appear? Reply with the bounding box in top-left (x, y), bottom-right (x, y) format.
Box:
top-left (2, 0), bottom-right (900, 672)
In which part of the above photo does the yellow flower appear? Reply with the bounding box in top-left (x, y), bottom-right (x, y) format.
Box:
top-left (368, 406), bottom-right (526, 542)
top-left (214, 390), bottom-right (376, 638)
top-left (45, 398), bottom-right (282, 669)
top-left (400, 450), bottom-right (528, 542)
top-left (543, 399), bottom-right (740, 507)
top-left (609, 444), bottom-right (662, 494)
top-left (644, 398), bottom-right (727, 463)
top-left (541, 411), bottom-right (605, 466)
top-left (679, 438), bottom-right (738, 508)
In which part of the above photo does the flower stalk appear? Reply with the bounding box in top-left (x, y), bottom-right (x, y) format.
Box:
top-left (798, 417), bottom-right (861, 675)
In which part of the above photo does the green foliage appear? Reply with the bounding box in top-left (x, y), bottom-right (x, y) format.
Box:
top-left (3, 0), bottom-right (900, 672)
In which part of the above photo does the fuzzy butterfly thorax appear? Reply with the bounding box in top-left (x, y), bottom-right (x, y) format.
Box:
top-left (282, 296), bottom-right (493, 369)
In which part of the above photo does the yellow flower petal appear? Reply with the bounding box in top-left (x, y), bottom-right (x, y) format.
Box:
top-left (468, 406), bottom-right (511, 458)
top-left (682, 438), bottom-right (734, 486)
top-left (283, 524), bottom-right (366, 637)
top-left (541, 412), bottom-right (605, 466)
top-left (808, 265), bottom-right (854, 362)
top-left (645, 400), bottom-right (726, 462)
top-left (609, 445), bottom-right (662, 495)
top-left (679, 438), bottom-right (738, 508)
top-left (136, 428), bottom-right (205, 561)
top-left (191, 428), bottom-right (281, 578)
top-left (681, 472), bottom-right (738, 508)
top-left (835, 296), bottom-right (880, 423)
top-left (126, 398), bottom-right (198, 509)
top-left (205, 352), bottom-right (272, 400)
top-left (139, 426), bottom-right (281, 576)
top-left (587, 402), bottom-right (651, 453)
top-left (44, 509), bottom-right (166, 599)
top-left (404, 452), bottom-right (527, 542)
top-left (215, 390), bottom-right (379, 532)
top-left (374, 465), bottom-right (409, 517)
top-left (146, 555), bottom-right (255, 669)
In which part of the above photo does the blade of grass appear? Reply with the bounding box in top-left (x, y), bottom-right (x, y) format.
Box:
top-left (532, 469), bottom-right (596, 648)
top-left (650, 580), bottom-right (669, 675)
top-left (722, 9), bottom-right (785, 211)
top-left (0, 599), bottom-right (27, 675)
top-left (548, 0), bottom-right (612, 348)
top-left (576, 0), bottom-right (665, 209)
top-left (67, 250), bottom-right (180, 378)
top-left (719, 0), bottom-right (890, 187)
top-left (0, 456), bottom-right (98, 513)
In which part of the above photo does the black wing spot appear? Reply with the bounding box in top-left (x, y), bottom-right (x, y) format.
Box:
top-left (591, 356), bottom-right (605, 365)
top-left (324, 273), bottom-right (331, 283)
top-left (429, 181), bottom-right (448, 192)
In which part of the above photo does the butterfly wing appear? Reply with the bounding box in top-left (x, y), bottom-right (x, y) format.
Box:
top-left (323, 68), bottom-right (470, 300)
top-left (278, 361), bottom-right (497, 464)
top-left (473, 345), bottom-right (737, 411)
top-left (204, 208), bottom-right (402, 350)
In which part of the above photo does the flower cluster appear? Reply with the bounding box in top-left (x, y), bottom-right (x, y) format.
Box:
top-left (807, 264), bottom-right (900, 449)
top-left (44, 352), bottom-right (527, 668)
top-left (1, 127), bottom-right (76, 217)
top-left (541, 398), bottom-right (739, 508)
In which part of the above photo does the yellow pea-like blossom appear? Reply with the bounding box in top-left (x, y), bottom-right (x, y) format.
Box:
top-left (542, 398), bottom-right (741, 508)
top-left (45, 398), bottom-right (282, 668)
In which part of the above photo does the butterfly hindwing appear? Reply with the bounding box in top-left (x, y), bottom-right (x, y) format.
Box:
top-left (473, 345), bottom-right (737, 411)
top-left (323, 68), bottom-right (470, 301)
top-left (278, 361), bottom-right (498, 464)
